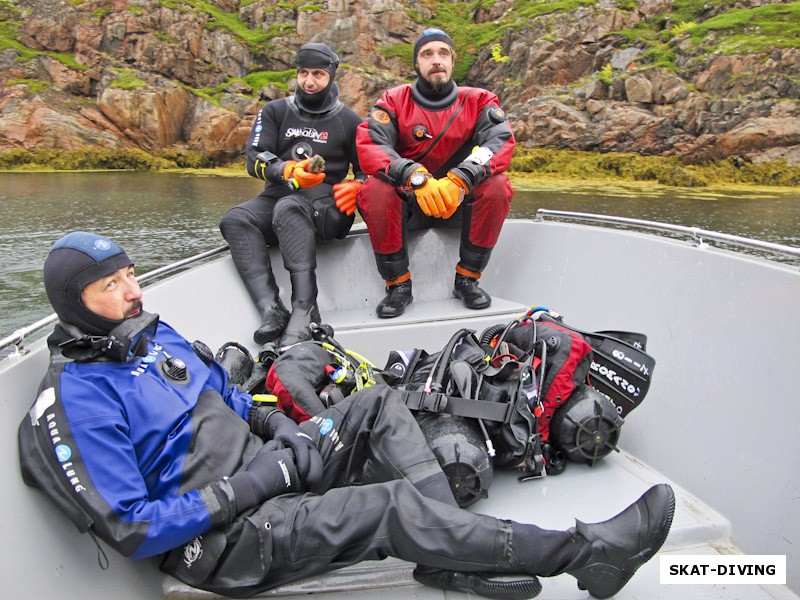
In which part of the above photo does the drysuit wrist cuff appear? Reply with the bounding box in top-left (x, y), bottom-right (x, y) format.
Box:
top-left (225, 473), bottom-right (260, 514)
top-left (202, 480), bottom-right (239, 525)
top-left (382, 159), bottom-right (420, 187)
top-left (248, 406), bottom-right (281, 439)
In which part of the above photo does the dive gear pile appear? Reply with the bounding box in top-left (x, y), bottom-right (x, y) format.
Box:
top-left (218, 307), bottom-right (655, 508)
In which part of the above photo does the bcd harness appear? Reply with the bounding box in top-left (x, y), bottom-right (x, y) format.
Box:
top-left (216, 307), bottom-right (655, 506)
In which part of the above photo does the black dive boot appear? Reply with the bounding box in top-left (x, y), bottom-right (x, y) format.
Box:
top-left (413, 567), bottom-right (542, 600)
top-left (254, 295), bottom-right (291, 345)
top-left (453, 273), bottom-right (492, 309)
top-left (566, 484), bottom-right (675, 599)
top-left (376, 280), bottom-right (413, 318)
top-left (280, 270), bottom-right (321, 347)
top-left (219, 211), bottom-right (290, 345)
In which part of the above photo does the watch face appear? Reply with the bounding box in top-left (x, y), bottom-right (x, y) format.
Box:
top-left (410, 172), bottom-right (428, 188)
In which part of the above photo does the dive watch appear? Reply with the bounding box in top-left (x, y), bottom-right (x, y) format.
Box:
top-left (409, 171), bottom-right (431, 189)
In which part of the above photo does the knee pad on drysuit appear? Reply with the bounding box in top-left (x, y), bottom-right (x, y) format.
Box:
top-left (219, 207), bottom-right (276, 272)
top-left (273, 197), bottom-right (317, 272)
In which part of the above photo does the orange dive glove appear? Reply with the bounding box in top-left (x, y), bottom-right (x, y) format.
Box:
top-left (438, 172), bottom-right (468, 219)
top-left (415, 179), bottom-right (453, 217)
top-left (333, 180), bottom-right (363, 215)
top-left (283, 158), bottom-right (326, 189)
top-left (408, 167), bottom-right (448, 218)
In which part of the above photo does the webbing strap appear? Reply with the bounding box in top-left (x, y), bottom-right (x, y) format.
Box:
top-left (400, 390), bottom-right (513, 423)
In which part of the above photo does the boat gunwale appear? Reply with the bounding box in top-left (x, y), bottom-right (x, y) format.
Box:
top-left (536, 209), bottom-right (800, 259)
top-left (3, 213), bottom-right (797, 356)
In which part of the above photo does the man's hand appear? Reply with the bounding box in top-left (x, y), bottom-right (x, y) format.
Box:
top-left (438, 174), bottom-right (466, 219)
top-left (413, 177), bottom-right (452, 218)
top-left (263, 410), bottom-right (323, 489)
top-left (414, 178), bottom-right (464, 219)
top-left (333, 180), bottom-right (363, 215)
top-left (284, 158), bottom-right (326, 189)
top-left (227, 445), bottom-right (301, 511)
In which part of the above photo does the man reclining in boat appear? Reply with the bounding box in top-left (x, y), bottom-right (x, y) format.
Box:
top-left (18, 230), bottom-right (675, 600)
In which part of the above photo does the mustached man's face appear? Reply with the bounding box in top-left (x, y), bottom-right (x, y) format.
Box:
top-left (81, 265), bottom-right (143, 321)
top-left (417, 41), bottom-right (454, 91)
top-left (297, 68), bottom-right (331, 94)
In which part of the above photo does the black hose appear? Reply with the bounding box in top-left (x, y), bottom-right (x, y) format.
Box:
top-left (479, 323), bottom-right (506, 345)
top-left (430, 328), bottom-right (474, 390)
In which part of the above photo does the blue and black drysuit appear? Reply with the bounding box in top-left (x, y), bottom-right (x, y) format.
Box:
top-left (18, 321), bottom-right (566, 596)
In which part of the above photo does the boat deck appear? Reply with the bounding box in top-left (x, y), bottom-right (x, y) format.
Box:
top-left (4, 219), bottom-right (796, 600)
top-left (147, 224), bottom-right (797, 600)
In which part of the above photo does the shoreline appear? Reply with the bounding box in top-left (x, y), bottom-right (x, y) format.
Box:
top-left (2, 166), bottom-right (798, 198)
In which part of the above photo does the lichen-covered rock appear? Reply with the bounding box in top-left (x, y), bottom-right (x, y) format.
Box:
top-left (1, 0), bottom-right (798, 164)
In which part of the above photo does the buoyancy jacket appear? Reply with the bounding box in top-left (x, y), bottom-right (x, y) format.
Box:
top-left (246, 87), bottom-right (365, 200)
top-left (355, 81), bottom-right (515, 191)
top-left (18, 321), bottom-right (261, 560)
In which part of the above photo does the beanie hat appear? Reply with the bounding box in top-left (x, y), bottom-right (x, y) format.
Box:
top-left (296, 43), bottom-right (340, 78)
top-left (413, 28), bottom-right (455, 65)
top-left (43, 232), bottom-right (134, 335)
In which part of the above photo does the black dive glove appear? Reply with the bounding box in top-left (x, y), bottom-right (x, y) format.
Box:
top-left (227, 442), bottom-right (301, 512)
top-left (249, 407), bottom-right (324, 490)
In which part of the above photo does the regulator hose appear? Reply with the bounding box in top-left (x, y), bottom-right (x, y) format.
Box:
top-left (426, 328), bottom-right (474, 392)
top-left (479, 323), bottom-right (506, 346)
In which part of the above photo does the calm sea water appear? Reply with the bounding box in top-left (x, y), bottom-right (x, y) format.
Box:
top-left (2, 171), bottom-right (799, 341)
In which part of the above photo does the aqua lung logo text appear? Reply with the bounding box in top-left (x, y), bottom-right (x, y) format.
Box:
top-left (46, 413), bottom-right (86, 493)
top-left (183, 536), bottom-right (204, 569)
top-left (131, 342), bottom-right (164, 376)
top-left (251, 113), bottom-right (264, 146)
top-left (309, 415), bottom-right (343, 451)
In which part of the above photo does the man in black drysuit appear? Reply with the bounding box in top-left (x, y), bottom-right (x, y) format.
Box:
top-left (19, 231), bottom-right (675, 600)
top-left (219, 43), bottom-right (364, 347)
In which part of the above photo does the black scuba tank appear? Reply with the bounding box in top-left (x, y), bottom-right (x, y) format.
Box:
top-left (215, 342), bottom-right (255, 387)
top-left (549, 384), bottom-right (624, 466)
top-left (416, 413), bottom-right (494, 508)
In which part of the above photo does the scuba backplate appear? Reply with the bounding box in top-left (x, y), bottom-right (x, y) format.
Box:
top-left (383, 307), bottom-right (656, 500)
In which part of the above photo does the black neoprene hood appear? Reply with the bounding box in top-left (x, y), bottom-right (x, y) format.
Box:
top-left (43, 231), bottom-right (134, 335)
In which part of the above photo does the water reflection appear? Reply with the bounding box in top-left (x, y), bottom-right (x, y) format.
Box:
top-left (2, 172), bottom-right (799, 338)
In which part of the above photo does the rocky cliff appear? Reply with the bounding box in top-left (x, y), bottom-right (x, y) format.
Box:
top-left (1, 0), bottom-right (798, 165)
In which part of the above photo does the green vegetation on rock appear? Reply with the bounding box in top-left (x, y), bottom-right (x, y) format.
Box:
top-left (510, 148), bottom-right (800, 188)
top-left (2, 146), bottom-right (798, 190)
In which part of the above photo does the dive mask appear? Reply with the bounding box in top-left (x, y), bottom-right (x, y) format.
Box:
top-left (93, 311), bottom-right (160, 362)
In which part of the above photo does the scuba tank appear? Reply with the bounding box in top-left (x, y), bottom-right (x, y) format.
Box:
top-left (416, 413), bottom-right (494, 508)
top-left (215, 341), bottom-right (254, 387)
top-left (549, 384), bottom-right (624, 465)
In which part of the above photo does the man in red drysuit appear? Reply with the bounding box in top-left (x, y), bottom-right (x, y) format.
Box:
top-left (349, 27), bottom-right (515, 318)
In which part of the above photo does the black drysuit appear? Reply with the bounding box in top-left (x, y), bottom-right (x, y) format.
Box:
top-left (220, 89), bottom-right (364, 275)
top-left (163, 385), bottom-right (537, 596)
